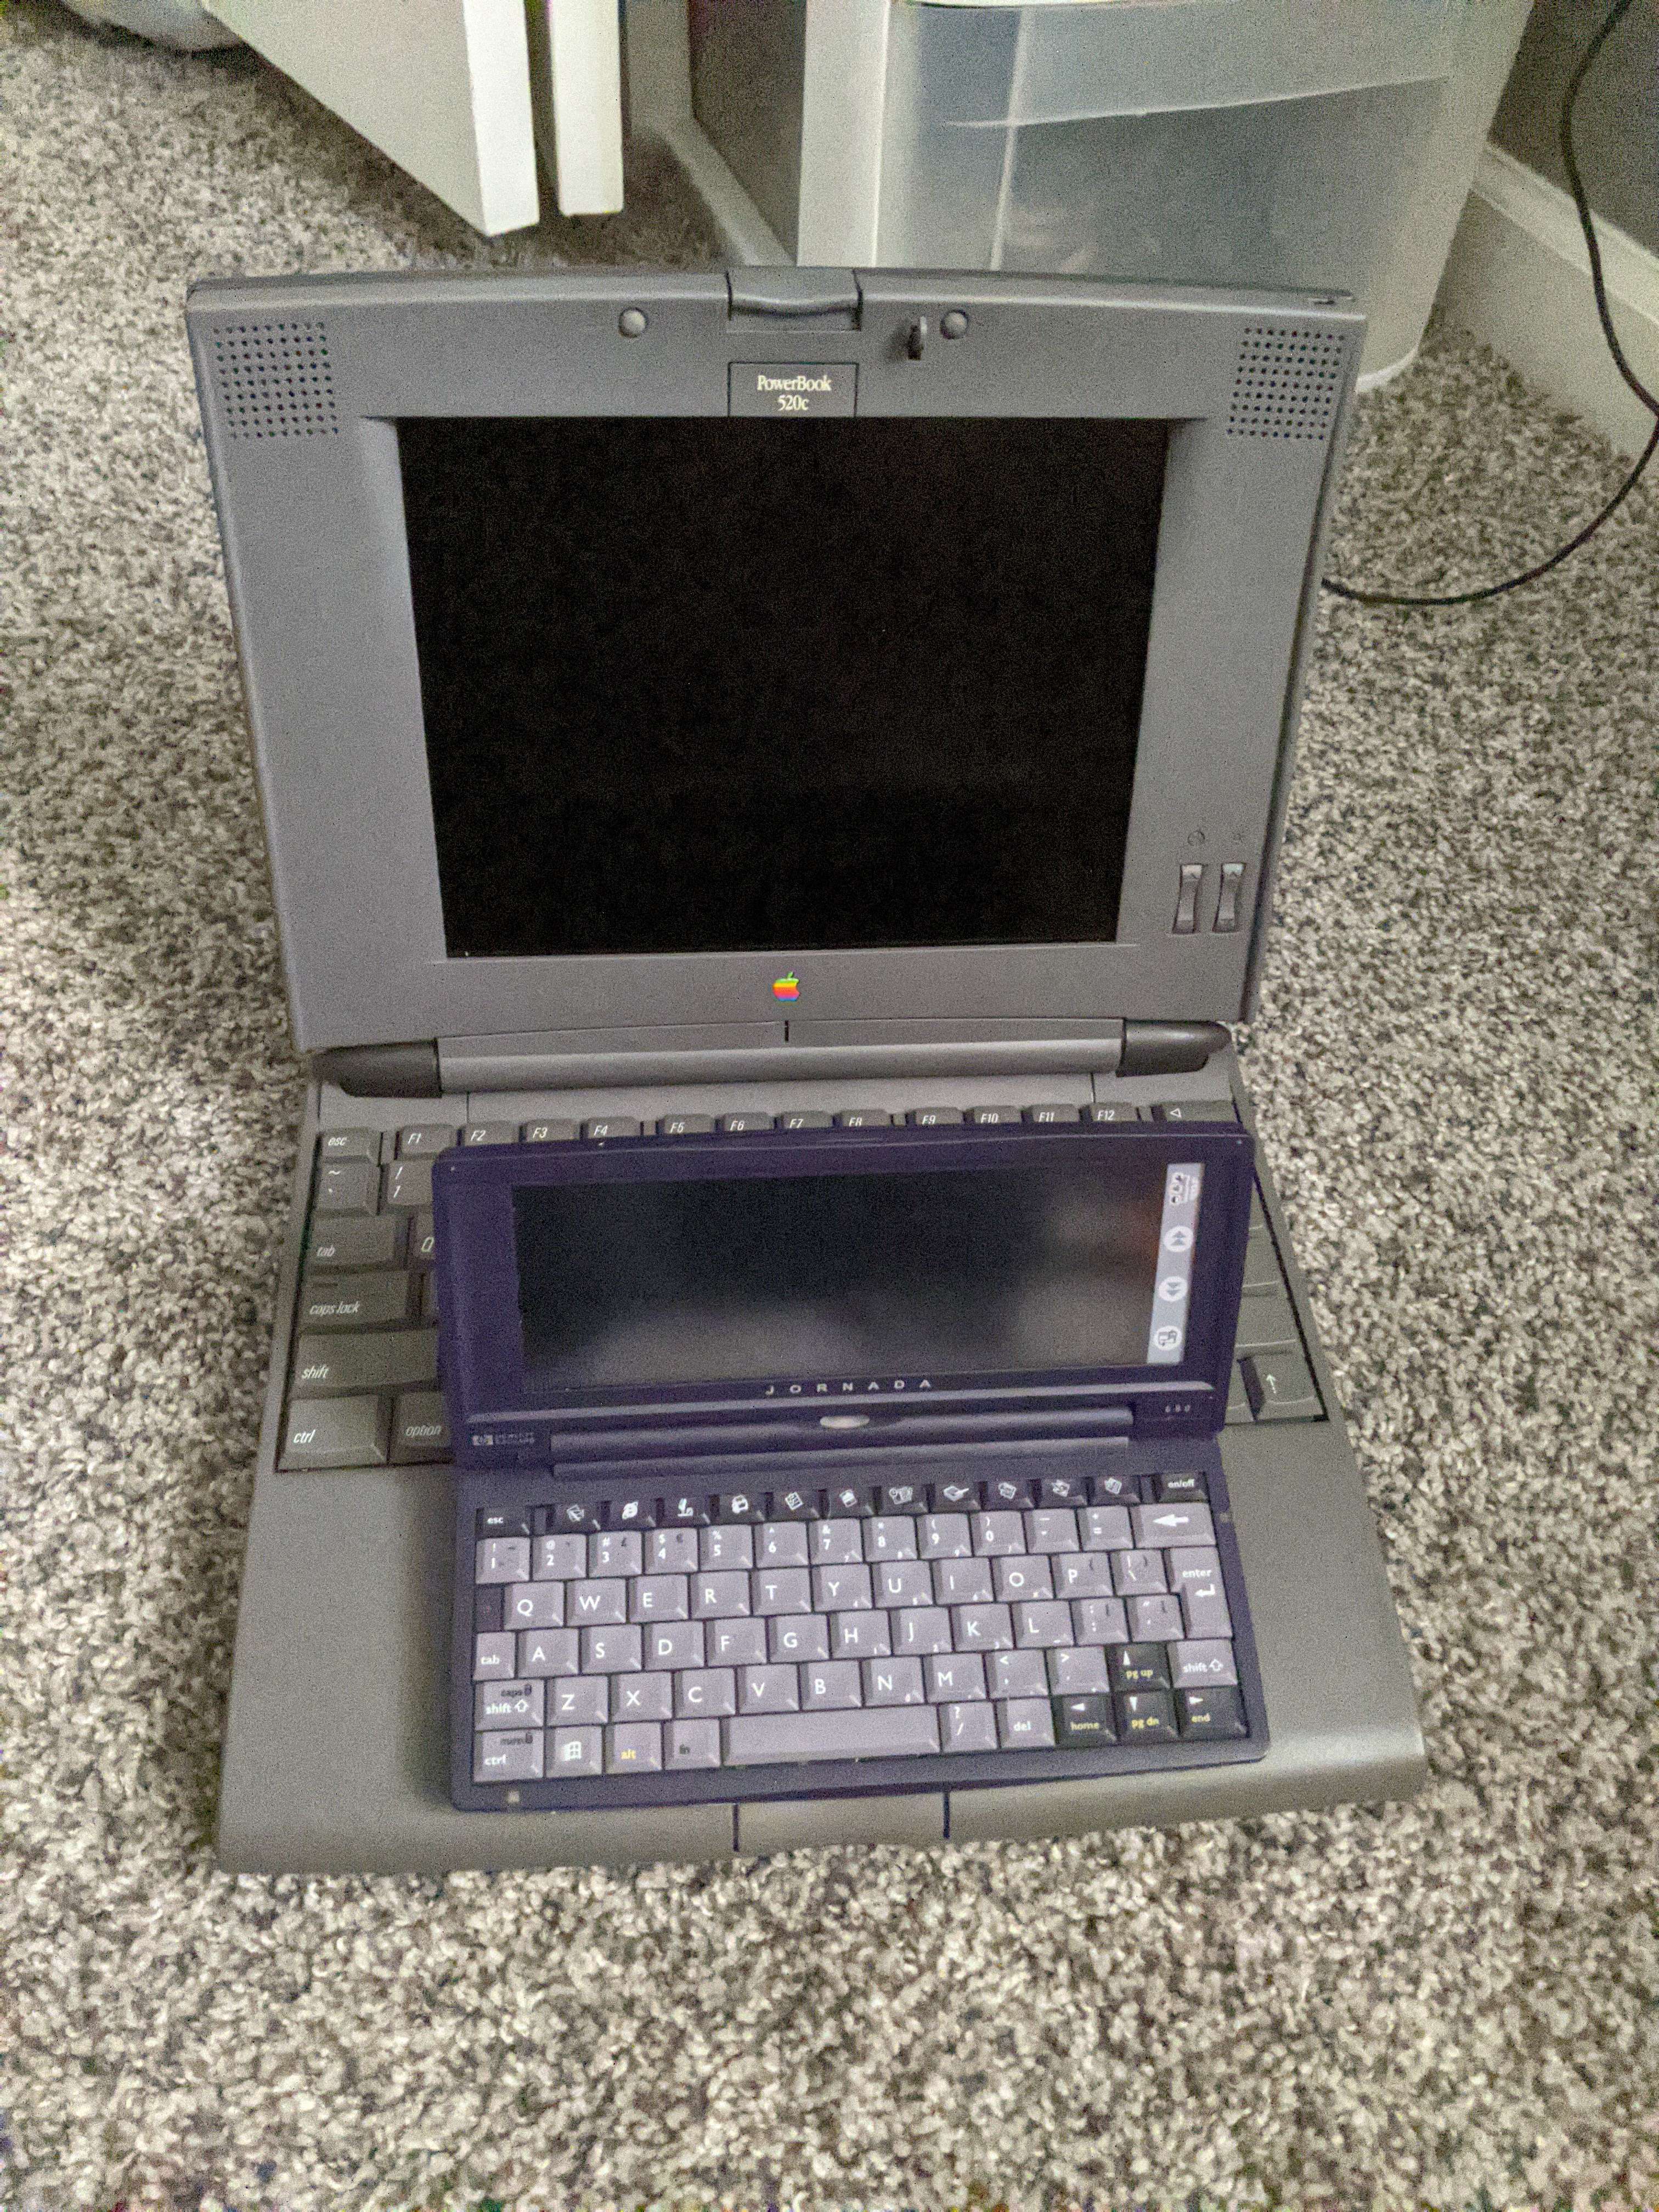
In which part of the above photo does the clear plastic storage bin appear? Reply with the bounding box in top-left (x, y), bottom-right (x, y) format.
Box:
top-left (689, 0), bottom-right (1464, 379)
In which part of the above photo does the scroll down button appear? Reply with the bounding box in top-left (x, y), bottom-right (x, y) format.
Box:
top-left (1215, 861), bottom-right (1245, 933)
top-left (1173, 863), bottom-right (1204, 934)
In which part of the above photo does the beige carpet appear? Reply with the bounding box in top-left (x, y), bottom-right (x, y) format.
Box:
top-left (2, 4), bottom-right (1657, 2207)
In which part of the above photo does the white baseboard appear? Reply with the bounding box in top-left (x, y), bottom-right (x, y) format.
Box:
top-left (1437, 143), bottom-right (1659, 456)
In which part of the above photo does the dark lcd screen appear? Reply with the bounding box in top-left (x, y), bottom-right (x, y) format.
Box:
top-left (398, 415), bottom-right (1169, 960)
top-left (510, 1153), bottom-right (1200, 1395)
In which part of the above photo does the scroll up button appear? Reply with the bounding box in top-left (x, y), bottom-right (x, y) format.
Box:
top-left (1173, 863), bottom-right (1204, 934)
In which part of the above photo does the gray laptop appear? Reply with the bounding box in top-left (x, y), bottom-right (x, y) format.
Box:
top-left (185, 265), bottom-right (1424, 1872)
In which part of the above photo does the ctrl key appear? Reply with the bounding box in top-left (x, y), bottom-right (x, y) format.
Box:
top-left (280, 1396), bottom-right (388, 1470)
top-left (474, 1728), bottom-right (544, 1784)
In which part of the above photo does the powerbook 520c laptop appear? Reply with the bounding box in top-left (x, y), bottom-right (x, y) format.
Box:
top-left (185, 265), bottom-right (1425, 1872)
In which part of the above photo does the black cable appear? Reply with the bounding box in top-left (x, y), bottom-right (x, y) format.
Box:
top-left (1322, 0), bottom-right (1658, 610)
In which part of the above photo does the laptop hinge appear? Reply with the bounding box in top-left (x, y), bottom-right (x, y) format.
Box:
top-left (1118, 1020), bottom-right (1231, 1077)
top-left (312, 1042), bottom-right (441, 1098)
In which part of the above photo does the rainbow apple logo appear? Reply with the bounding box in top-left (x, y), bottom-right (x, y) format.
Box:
top-left (772, 972), bottom-right (800, 1001)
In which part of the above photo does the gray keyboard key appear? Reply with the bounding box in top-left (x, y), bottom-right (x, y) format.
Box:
top-left (606, 1724), bottom-right (662, 1774)
top-left (1226, 1364), bottom-right (1254, 1426)
top-left (1234, 1290), bottom-right (1299, 1356)
top-left (567, 1579), bottom-right (627, 1627)
top-left (390, 1391), bottom-right (450, 1464)
top-left (1169, 1548), bottom-right (1233, 1637)
top-left (990, 1650), bottom-right (1048, 1700)
top-left (919, 1514), bottom-right (972, 1560)
top-left (708, 1619), bottom-right (766, 1668)
top-left (997, 1699), bottom-right (1056, 1748)
top-left (723, 1706), bottom-right (940, 1764)
top-left (505, 1582), bottom-right (563, 1630)
top-left (382, 1159), bottom-right (434, 1210)
top-left (908, 1106), bottom-right (964, 1126)
top-left (812, 1564), bottom-right (872, 1611)
top-left (291, 1331), bottom-right (437, 1397)
top-left (675, 1669), bottom-right (736, 1718)
top-left (691, 1572), bottom-right (751, 1618)
top-left (408, 1212), bottom-right (437, 1268)
top-left (474, 1729), bottom-right (543, 1783)
top-left (1013, 1601), bottom-right (1074, 1648)
top-left (1127, 1594), bottom-right (1186, 1643)
top-left (835, 1108), bottom-right (890, 1127)
top-left (993, 1556), bottom-right (1054, 1603)
top-left (582, 1116), bottom-right (641, 1138)
top-left (300, 1273), bottom-right (411, 1330)
top-left (865, 1516), bottom-right (918, 1561)
top-left (1243, 1226), bottom-right (1280, 1294)
top-left (934, 1556), bottom-right (994, 1605)
top-left (280, 1396), bottom-right (389, 1471)
top-left (803, 1661), bottom-right (862, 1711)
top-left (473, 1633), bottom-right (517, 1681)
top-left (462, 1121), bottom-right (518, 1148)
top-left (1025, 1510), bottom-right (1080, 1554)
top-left (581, 1625), bottom-right (642, 1672)
top-left (517, 1629), bottom-right (578, 1677)
top-left (1243, 1349), bottom-right (1323, 1420)
top-left (1025, 1104), bottom-right (1080, 1124)
top-left (318, 1127), bottom-right (376, 1163)
top-left (1173, 1639), bottom-right (1238, 1687)
top-left (645, 1621), bottom-right (704, 1670)
top-left (533, 1533), bottom-right (588, 1580)
top-left (1056, 1553), bottom-right (1117, 1598)
top-left (591, 1531), bottom-right (643, 1576)
top-left (943, 1702), bottom-right (998, 1753)
top-left (522, 1119), bottom-right (578, 1144)
top-left (612, 1672), bottom-right (674, 1722)
top-left (777, 1109), bottom-right (832, 1130)
top-left (665, 1719), bottom-right (722, 1769)
top-left (549, 1677), bottom-right (608, 1725)
top-left (700, 1524), bottom-right (754, 1570)
top-left (657, 1113), bottom-right (715, 1136)
top-left (1072, 1596), bottom-right (1130, 1644)
top-left (397, 1124), bottom-right (458, 1156)
top-left (924, 1654), bottom-right (986, 1702)
top-left (1081, 1506), bottom-right (1133, 1550)
top-left (968, 1105), bottom-right (1022, 1125)
top-left (548, 1727), bottom-right (602, 1776)
top-left (875, 1561), bottom-right (933, 1609)
top-left (476, 1537), bottom-right (531, 1584)
top-left (648, 1527), bottom-right (699, 1574)
top-left (758, 1522), bottom-right (810, 1567)
top-left (304, 1214), bottom-right (404, 1270)
top-left (1111, 1549), bottom-right (1167, 1595)
top-left (952, 1604), bottom-right (1014, 1651)
top-left (475, 1679), bottom-right (544, 1728)
top-left (809, 1519), bottom-right (864, 1565)
top-left (1133, 1500), bottom-right (1215, 1549)
top-left (864, 1657), bottom-right (926, 1706)
top-left (753, 1569), bottom-right (811, 1615)
top-left (830, 1610), bottom-right (891, 1659)
top-left (739, 1665), bottom-right (799, 1713)
top-left (972, 1511), bottom-right (1025, 1556)
top-left (769, 1615), bottom-right (830, 1662)
top-left (1047, 1646), bottom-right (1111, 1695)
top-left (895, 1607), bottom-right (952, 1656)
top-left (315, 1161), bottom-right (378, 1215)
top-left (630, 1576), bottom-right (689, 1623)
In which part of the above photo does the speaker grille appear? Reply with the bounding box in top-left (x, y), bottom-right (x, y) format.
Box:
top-left (211, 319), bottom-right (337, 439)
top-left (1227, 323), bottom-right (1346, 441)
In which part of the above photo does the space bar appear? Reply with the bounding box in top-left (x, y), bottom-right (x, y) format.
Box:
top-left (724, 1708), bottom-right (942, 1766)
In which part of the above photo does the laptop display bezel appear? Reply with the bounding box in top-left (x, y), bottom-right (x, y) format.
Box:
top-left (432, 1121), bottom-right (1254, 1465)
top-left (186, 268), bottom-right (1359, 1054)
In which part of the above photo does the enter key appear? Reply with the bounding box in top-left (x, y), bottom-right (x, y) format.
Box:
top-left (1167, 1546), bottom-right (1232, 1639)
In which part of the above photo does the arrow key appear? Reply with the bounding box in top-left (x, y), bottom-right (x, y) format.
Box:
top-left (1132, 1500), bottom-right (1214, 1548)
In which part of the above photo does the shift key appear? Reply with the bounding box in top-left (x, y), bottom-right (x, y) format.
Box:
top-left (291, 1330), bottom-right (438, 1396)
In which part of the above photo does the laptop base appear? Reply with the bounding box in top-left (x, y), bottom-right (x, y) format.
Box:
top-left (216, 1062), bottom-right (1424, 1874)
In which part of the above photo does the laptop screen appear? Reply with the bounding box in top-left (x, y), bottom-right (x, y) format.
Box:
top-left (508, 1149), bottom-right (1201, 1395)
top-left (398, 415), bottom-right (1169, 962)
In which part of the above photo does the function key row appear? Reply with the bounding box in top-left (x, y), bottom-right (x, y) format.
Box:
top-left (318, 1097), bottom-right (1237, 1163)
top-left (478, 1468), bottom-right (1208, 1538)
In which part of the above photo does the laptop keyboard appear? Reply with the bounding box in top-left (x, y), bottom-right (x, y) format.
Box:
top-left (277, 1098), bottom-right (1323, 1475)
top-left (456, 1452), bottom-right (1265, 1808)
